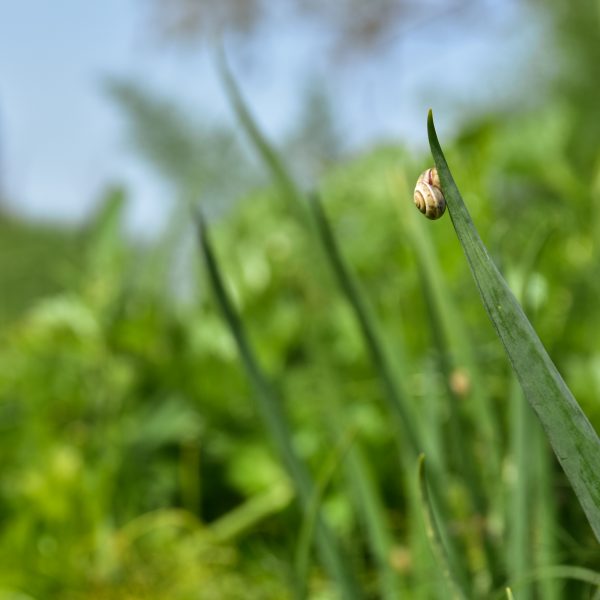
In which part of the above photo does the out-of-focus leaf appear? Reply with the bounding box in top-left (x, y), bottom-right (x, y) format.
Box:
top-left (417, 455), bottom-right (467, 600)
top-left (195, 213), bottom-right (363, 599)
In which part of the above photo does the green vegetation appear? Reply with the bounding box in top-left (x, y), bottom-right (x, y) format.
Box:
top-left (2, 100), bottom-right (599, 596)
top-left (2, 8), bottom-right (600, 594)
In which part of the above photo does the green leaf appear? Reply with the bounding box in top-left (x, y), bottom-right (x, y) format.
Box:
top-left (427, 110), bottom-right (600, 542)
top-left (195, 213), bottom-right (363, 599)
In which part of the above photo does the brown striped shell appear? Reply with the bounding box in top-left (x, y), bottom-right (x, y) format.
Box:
top-left (414, 167), bottom-right (445, 220)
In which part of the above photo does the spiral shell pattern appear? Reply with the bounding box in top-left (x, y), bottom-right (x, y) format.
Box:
top-left (414, 167), bottom-right (445, 220)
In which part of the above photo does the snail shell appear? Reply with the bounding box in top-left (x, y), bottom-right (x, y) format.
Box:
top-left (414, 167), bottom-right (445, 220)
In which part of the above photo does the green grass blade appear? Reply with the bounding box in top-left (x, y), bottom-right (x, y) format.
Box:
top-left (309, 192), bottom-right (421, 455)
top-left (403, 453), bottom-right (447, 599)
top-left (505, 241), bottom-right (554, 600)
top-left (400, 182), bottom-right (500, 474)
top-left (220, 50), bottom-right (416, 439)
top-left (310, 192), bottom-right (472, 591)
top-left (220, 54), bottom-right (469, 589)
top-left (220, 53), bottom-right (426, 464)
top-left (343, 441), bottom-right (405, 600)
top-left (319, 378), bottom-right (405, 600)
top-left (499, 565), bottom-right (600, 596)
top-left (511, 230), bottom-right (561, 600)
top-left (209, 482), bottom-right (294, 544)
top-left (507, 377), bottom-right (532, 599)
top-left (217, 50), bottom-right (304, 215)
top-left (417, 455), bottom-right (468, 600)
top-left (195, 213), bottom-right (363, 599)
top-left (219, 58), bottom-right (408, 595)
top-left (427, 110), bottom-right (600, 542)
top-left (532, 429), bottom-right (560, 600)
top-left (294, 428), bottom-right (355, 600)
top-left (401, 187), bottom-right (502, 583)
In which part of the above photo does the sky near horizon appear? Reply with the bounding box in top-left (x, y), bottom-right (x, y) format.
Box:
top-left (0, 0), bottom-right (541, 235)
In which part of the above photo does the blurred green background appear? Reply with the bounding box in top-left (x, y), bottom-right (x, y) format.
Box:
top-left (1, 1), bottom-right (599, 598)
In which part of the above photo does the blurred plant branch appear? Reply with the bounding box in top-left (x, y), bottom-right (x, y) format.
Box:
top-left (144, 0), bottom-right (479, 57)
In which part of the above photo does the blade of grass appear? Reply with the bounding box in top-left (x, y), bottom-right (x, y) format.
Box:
top-left (505, 232), bottom-right (555, 600)
top-left (498, 565), bottom-right (600, 596)
top-left (398, 176), bottom-right (501, 477)
top-left (533, 429), bottom-right (561, 600)
top-left (220, 53), bottom-right (413, 596)
top-left (195, 213), bottom-right (363, 599)
top-left (309, 191), bottom-right (472, 592)
top-left (343, 445), bottom-right (405, 600)
top-left (220, 50), bottom-right (429, 466)
top-left (220, 51), bottom-right (422, 451)
top-left (294, 427), bottom-right (356, 600)
top-left (400, 181), bottom-right (502, 585)
top-left (209, 482), bottom-right (294, 544)
top-left (507, 377), bottom-right (532, 600)
top-left (427, 110), bottom-right (600, 542)
top-left (529, 432), bottom-right (562, 600)
top-left (404, 450), bottom-right (448, 599)
top-left (318, 375), bottom-right (406, 600)
top-left (219, 52), bottom-right (473, 588)
top-left (511, 228), bottom-right (560, 600)
top-left (308, 192), bottom-right (421, 455)
top-left (217, 50), bottom-right (304, 218)
top-left (417, 454), bottom-right (468, 600)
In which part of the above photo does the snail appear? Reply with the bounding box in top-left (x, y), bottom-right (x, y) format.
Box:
top-left (414, 167), bottom-right (446, 220)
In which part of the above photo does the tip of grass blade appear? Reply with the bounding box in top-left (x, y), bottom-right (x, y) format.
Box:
top-left (426, 111), bottom-right (459, 217)
top-left (427, 110), bottom-right (438, 153)
top-left (194, 209), bottom-right (211, 259)
top-left (426, 110), bottom-right (462, 226)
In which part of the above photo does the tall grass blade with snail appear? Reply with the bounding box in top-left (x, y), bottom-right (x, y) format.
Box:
top-left (426, 110), bottom-right (600, 542)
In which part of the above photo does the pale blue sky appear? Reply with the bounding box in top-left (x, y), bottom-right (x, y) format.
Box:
top-left (0, 0), bottom-right (543, 234)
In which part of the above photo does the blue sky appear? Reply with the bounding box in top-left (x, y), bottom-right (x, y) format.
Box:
top-left (0, 0), bottom-right (542, 234)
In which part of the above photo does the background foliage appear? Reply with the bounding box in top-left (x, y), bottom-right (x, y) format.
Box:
top-left (0, 0), bottom-right (599, 598)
